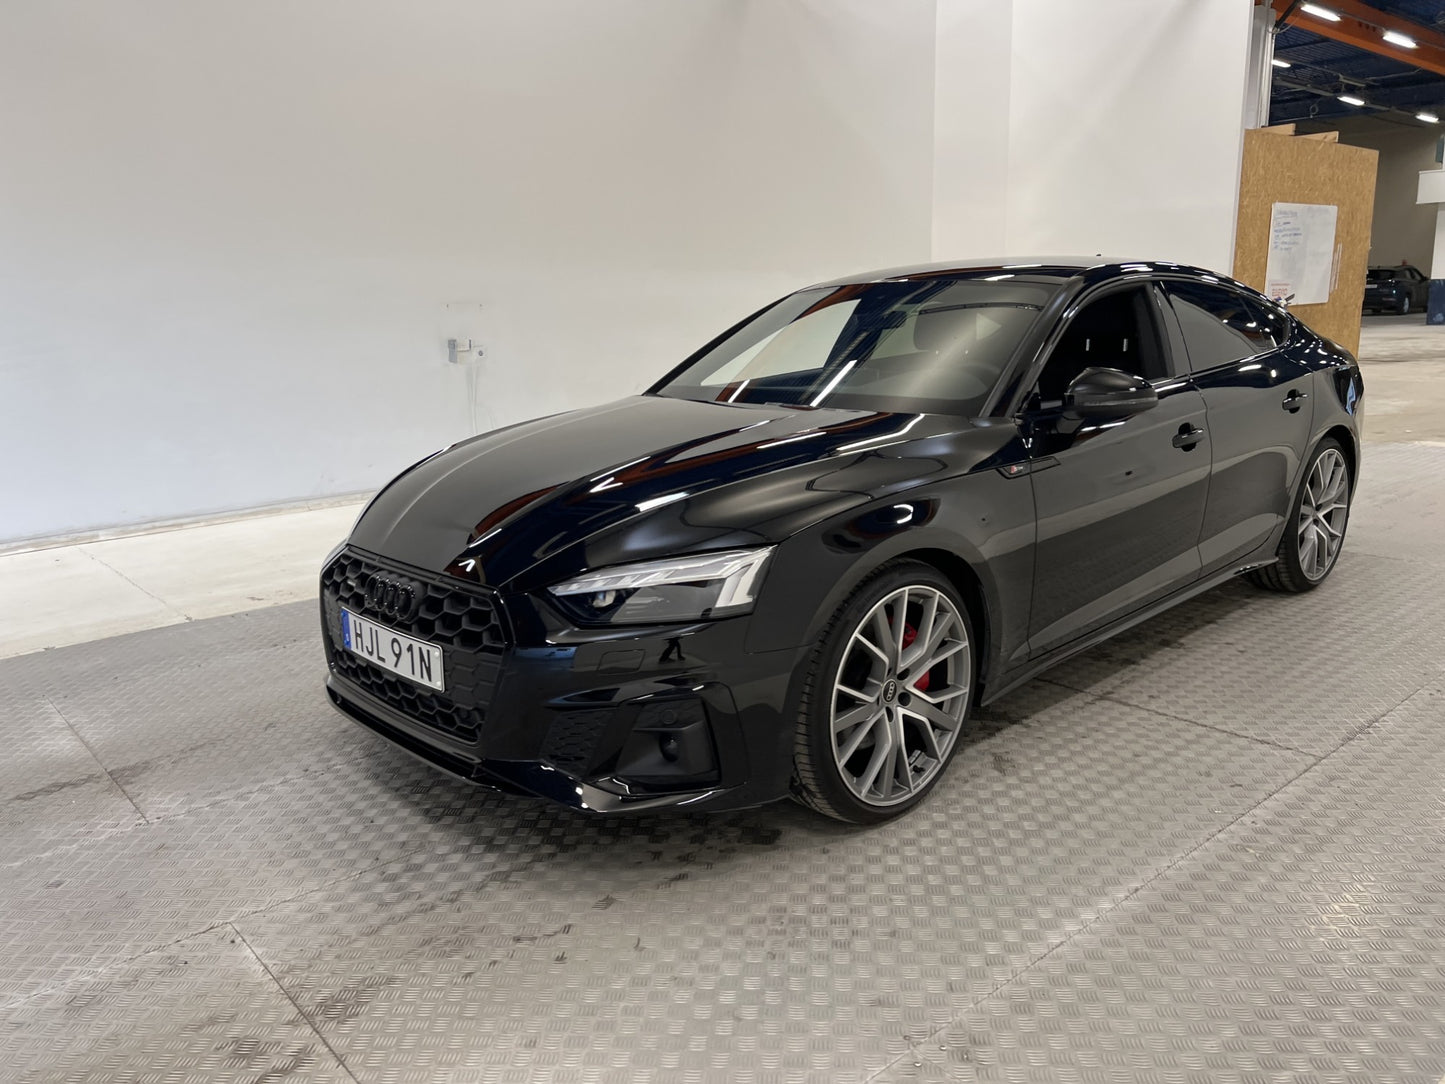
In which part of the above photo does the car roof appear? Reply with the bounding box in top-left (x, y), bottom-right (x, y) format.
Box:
top-left (810, 257), bottom-right (1218, 288)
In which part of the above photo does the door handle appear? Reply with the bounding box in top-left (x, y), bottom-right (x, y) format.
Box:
top-left (1282, 390), bottom-right (1309, 413)
top-left (1172, 424), bottom-right (1205, 450)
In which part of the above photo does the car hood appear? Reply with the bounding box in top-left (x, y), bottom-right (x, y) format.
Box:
top-left (349, 395), bottom-right (1003, 589)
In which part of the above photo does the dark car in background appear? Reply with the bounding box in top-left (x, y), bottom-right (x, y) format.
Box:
top-left (1364, 265), bottom-right (1429, 315)
top-left (320, 258), bottom-right (1364, 823)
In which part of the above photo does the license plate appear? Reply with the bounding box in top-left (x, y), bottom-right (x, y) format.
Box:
top-left (342, 608), bottom-right (445, 692)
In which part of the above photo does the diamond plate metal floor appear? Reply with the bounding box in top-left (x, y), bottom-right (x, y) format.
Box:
top-left (1, 442), bottom-right (1442, 1084)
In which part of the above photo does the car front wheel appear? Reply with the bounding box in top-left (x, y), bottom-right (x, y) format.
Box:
top-left (1399, 294), bottom-right (1412, 315)
top-left (1250, 437), bottom-right (1351, 593)
top-left (792, 561), bottom-right (976, 823)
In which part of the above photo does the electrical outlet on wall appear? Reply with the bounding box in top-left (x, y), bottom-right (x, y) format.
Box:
top-left (441, 302), bottom-right (486, 364)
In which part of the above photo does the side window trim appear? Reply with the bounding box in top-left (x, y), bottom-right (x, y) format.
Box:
top-left (1148, 280), bottom-right (1192, 384)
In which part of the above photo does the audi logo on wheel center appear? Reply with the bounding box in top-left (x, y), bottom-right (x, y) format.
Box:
top-left (363, 574), bottom-right (418, 621)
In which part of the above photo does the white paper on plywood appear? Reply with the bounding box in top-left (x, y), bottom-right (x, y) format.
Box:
top-left (1264, 202), bottom-right (1338, 305)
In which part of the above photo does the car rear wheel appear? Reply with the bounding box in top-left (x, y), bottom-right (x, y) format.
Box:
top-left (1249, 437), bottom-right (1351, 593)
top-left (792, 562), bottom-right (976, 823)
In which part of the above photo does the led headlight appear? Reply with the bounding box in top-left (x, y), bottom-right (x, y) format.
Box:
top-left (548, 547), bottom-right (774, 625)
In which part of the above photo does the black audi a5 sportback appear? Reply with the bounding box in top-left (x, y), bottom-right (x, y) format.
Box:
top-left (321, 258), bottom-right (1363, 823)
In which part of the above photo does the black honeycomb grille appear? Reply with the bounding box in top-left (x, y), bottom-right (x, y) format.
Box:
top-left (540, 709), bottom-right (616, 772)
top-left (321, 549), bottom-right (508, 744)
top-left (328, 654), bottom-right (481, 740)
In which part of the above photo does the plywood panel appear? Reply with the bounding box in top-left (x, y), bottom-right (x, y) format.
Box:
top-left (1234, 128), bottom-right (1377, 355)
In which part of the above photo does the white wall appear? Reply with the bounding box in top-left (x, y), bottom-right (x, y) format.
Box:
top-left (932, 2), bottom-right (1013, 255)
top-left (934, 0), bottom-right (1253, 271)
top-left (2, 0), bottom-right (1253, 544)
top-left (0, 1), bottom-right (937, 542)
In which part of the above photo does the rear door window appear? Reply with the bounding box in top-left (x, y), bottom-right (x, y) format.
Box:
top-left (1163, 281), bottom-right (1279, 372)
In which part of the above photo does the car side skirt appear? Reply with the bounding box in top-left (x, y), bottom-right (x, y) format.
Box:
top-left (980, 557), bottom-right (1275, 706)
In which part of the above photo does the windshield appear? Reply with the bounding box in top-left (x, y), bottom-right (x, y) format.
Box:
top-left (1367, 268), bottom-right (1396, 282)
top-left (652, 276), bottom-right (1058, 415)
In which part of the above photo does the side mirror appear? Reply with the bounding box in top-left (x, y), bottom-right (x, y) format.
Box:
top-left (1063, 366), bottom-right (1158, 420)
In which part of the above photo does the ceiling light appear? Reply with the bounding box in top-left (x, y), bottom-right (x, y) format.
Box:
top-left (1418, 112), bottom-right (1440, 123)
top-left (1272, 58), bottom-right (1292, 68)
top-left (1301, 4), bottom-right (1341, 21)
top-left (1338, 94), bottom-right (1366, 106)
top-left (1383, 30), bottom-right (1418, 49)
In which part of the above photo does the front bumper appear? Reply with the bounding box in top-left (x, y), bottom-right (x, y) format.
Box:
top-left (321, 546), bottom-right (807, 813)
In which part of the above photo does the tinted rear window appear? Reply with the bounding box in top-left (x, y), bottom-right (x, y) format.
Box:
top-left (1165, 281), bottom-right (1282, 371)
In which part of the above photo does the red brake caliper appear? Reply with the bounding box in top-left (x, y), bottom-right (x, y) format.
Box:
top-left (899, 623), bottom-right (931, 692)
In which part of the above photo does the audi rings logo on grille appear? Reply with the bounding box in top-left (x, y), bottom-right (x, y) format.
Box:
top-left (363, 574), bottom-right (419, 621)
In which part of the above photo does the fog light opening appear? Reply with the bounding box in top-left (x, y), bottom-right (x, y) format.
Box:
top-left (613, 696), bottom-right (719, 788)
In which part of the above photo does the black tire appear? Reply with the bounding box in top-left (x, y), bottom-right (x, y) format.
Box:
top-left (1249, 436), bottom-right (1351, 593)
top-left (792, 561), bottom-right (977, 824)
top-left (1399, 295), bottom-right (1412, 315)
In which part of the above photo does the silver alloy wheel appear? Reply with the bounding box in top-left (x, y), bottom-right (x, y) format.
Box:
top-left (830, 585), bottom-right (970, 807)
top-left (1298, 447), bottom-right (1349, 581)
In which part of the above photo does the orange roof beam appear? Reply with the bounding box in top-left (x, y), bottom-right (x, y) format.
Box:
top-left (1269, 0), bottom-right (1445, 81)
